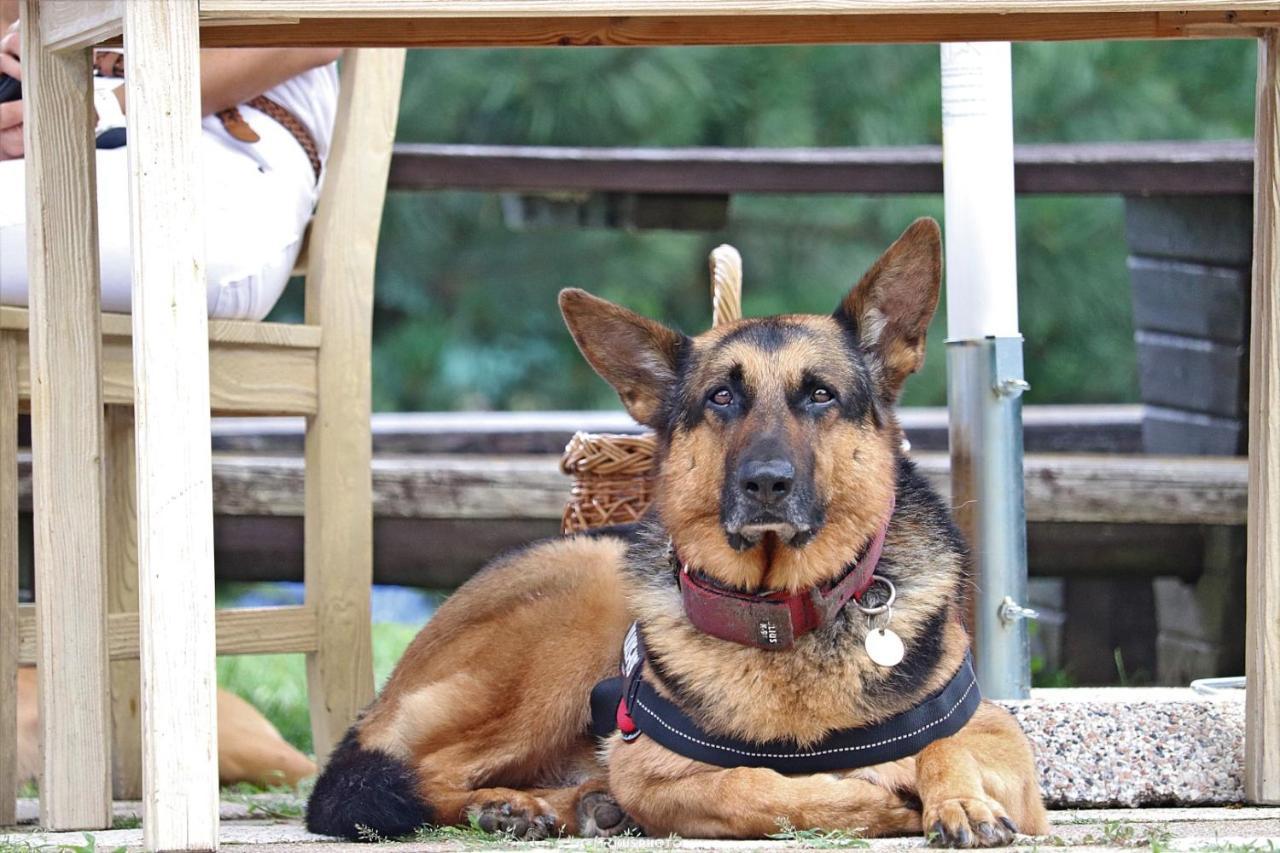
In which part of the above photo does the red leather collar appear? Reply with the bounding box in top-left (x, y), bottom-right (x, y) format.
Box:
top-left (676, 496), bottom-right (895, 650)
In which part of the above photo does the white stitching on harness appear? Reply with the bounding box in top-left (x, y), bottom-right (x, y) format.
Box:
top-left (632, 670), bottom-right (977, 760)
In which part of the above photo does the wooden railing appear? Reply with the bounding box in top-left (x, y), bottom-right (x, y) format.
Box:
top-left (387, 139), bottom-right (1254, 196)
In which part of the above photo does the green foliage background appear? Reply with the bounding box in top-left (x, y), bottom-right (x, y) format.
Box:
top-left (277, 40), bottom-right (1257, 413)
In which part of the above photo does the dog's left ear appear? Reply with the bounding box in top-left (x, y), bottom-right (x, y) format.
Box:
top-left (835, 217), bottom-right (942, 400)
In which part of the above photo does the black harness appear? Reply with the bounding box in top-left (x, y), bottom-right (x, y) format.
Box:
top-left (590, 623), bottom-right (981, 773)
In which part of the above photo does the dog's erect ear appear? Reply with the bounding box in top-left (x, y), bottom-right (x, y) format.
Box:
top-left (835, 217), bottom-right (942, 400)
top-left (560, 288), bottom-right (686, 429)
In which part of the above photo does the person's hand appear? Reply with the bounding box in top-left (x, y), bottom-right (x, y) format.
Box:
top-left (0, 20), bottom-right (23, 160)
top-left (0, 19), bottom-right (20, 75)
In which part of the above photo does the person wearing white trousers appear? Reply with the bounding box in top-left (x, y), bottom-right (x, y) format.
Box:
top-left (0, 14), bottom-right (342, 322)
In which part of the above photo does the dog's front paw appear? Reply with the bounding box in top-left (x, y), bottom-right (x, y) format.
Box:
top-left (470, 800), bottom-right (559, 841)
top-left (924, 798), bottom-right (1017, 848)
top-left (576, 790), bottom-right (640, 838)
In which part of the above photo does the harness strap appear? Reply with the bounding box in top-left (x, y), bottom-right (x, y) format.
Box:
top-left (590, 624), bottom-right (982, 774)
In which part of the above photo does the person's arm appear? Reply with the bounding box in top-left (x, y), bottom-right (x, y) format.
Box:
top-left (108, 47), bottom-right (343, 118)
top-left (179, 48), bottom-right (346, 117)
top-left (0, 20), bottom-right (340, 160)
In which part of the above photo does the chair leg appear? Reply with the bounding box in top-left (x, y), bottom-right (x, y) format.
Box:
top-left (303, 408), bottom-right (374, 765)
top-left (105, 407), bottom-right (142, 801)
top-left (298, 50), bottom-right (401, 765)
top-left (1, 335), bottom-right (19, 825)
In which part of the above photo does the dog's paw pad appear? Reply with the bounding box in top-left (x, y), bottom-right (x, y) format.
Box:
top-left (472, 801), bottom-right (558, 841)
top-left (924, 798), bottom-right (1016, 848)
top-left (577, 790), bottom-right (639, 838)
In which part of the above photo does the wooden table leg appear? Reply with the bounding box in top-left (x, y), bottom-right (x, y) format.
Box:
top-left (0, 335), bottom-right (18, 827)
top-left (121, 1), bottom-right (220, 848)
top-left (1248, 29), bottom-right (1280, 807)
top-left (20, 0), bottom-right (112, 831)
top-left (105, 407), bottom-right (142, 801)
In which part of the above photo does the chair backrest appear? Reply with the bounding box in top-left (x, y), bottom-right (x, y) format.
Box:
top-left (293, 49), bottom-right (406, 284)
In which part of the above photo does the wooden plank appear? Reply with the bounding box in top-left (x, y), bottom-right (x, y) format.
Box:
top-left (1134, 331), bottom-right (1246, 419)
top-left (19, 0), bottom-right (113, 831)
top-left (16, 606), bottom-right (321, 666)
top-left (1126, 195), bottom-right (1254, 265)
top-left (1247, 29), bottom-right (1280, 806)
top-left (104, 408), bottom-right (142, 800)
top-left (14, 448), bottom-right (1251, 526)
top-left (165, 345), bottom-right (317, 416)
top-left (1128, 258), bottom-right (1250, 344)
top-left (0, 308), bottom-right (25, 331)
top-left (121, 1), bottom-right (220, 847)
top-left (191, 10), bottom-right (1275, 49)
top-left (1143, 406), bottom-right (1247, 456)
top-left (196, 0), bottom-right (1280, 17)
top-left (178, 319), bottom-right (320, 349)
top-left (303, 49), bottom-right (405, 765)
top-left (388, 140), bottom-right (1256, 197)
top-left (192, 451), bottom-right (1253, 525)
top-left (1, 308), bottom-right (322, 349)
top-left (14, 339), bottom-right (319, 416)
top-left (208, 405), bottom-right (1145, 455)
top-left (0, 336), bottom-right (18, 825)
top-left (7, 309), bottom-right (320, 415)
top-left (36, 0), bottom-right (122, 52)
top-left (121, 315), bottom-right (320, 349)
top-left (210, 515), bottom-right (1208, 592)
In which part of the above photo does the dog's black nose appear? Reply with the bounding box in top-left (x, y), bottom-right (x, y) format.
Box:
top-left (739, 459), bottom-right (795, 505)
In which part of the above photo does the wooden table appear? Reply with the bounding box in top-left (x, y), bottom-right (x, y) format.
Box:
top-left (18, 1), bottom-right (1280, 849)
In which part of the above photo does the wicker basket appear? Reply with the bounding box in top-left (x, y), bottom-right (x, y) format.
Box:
top-left (561, 246), bottom-right (743, 534)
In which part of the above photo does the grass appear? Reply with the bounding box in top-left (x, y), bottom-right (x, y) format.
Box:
top-left (1075, 821), bottom-right (1175, 852)
top-left (0, 836), bottom-right (126, 853)
top-left (216, 621), bottom-right (421, 753)
top-left (352, 814), bottom-right (518, 846)
top-left (768, 818), bottom-right (869, 849)
top-left (410, 814), bottom-right (530, 846)
top-left (220, 780), bottom-right (309, 819)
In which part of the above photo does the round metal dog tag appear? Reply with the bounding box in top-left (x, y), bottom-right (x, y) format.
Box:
top-left (865, 627), bottom-right (904, 667)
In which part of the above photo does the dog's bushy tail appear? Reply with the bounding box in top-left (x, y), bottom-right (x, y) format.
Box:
top-left (305, 729), bottom-right (432, 841)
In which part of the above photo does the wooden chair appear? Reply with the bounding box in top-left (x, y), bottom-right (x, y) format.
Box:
top-left (0, 48), bottom-right (405, 816)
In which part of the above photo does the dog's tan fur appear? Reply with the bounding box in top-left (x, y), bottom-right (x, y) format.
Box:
top-left (309, 219), bottom-right (1048, 846)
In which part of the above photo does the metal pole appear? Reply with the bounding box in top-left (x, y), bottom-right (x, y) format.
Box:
top-left (941, 42), bottom-right (1035, 699)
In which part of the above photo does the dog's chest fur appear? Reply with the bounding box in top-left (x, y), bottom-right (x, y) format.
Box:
top-left (623, 457), bottom-right (969, 748)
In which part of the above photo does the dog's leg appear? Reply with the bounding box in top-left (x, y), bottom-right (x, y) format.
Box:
top-left (609, 740), bottom-right (922, 839)
top-left (914, 701), bottom-right (1049, 848)
top-left (421, 777), bottom-right (634, 840)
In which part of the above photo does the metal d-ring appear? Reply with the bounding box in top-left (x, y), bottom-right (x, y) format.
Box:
top-left (855, 575), bottom-right (896, 616)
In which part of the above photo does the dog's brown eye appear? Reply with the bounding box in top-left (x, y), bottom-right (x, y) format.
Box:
top-left (811, 387), bottom-right (834, 404)
top-left (710, 388), bottom-right (733, 406)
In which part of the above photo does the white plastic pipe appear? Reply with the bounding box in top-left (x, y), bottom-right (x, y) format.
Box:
top-left (941, 42), bottom-right (1020, 340)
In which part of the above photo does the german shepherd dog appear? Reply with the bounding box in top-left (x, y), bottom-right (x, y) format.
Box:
top-left (307, 219), bottom-right (1048, 846)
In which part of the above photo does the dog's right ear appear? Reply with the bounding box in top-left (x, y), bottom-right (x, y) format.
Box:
top-left (559, 288), bottom-right (686, 429)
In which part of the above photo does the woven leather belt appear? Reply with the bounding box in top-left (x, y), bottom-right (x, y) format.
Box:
top-left (224, 96), bottom-right (322, 182)
top-left (94, 50), bottom-right (322, 182)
